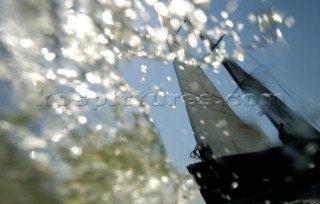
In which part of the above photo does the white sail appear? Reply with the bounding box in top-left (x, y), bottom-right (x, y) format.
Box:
top-left (161, 16), bottom-right (271, 157)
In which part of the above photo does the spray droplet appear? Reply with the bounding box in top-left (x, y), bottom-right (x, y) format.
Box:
top-left (78, 116), bottom-right (87, 124)
top-left (284, 16), bottom-right (295, 28)
top-left (221, 11), bottom-right (229, 19)
top-left (231, 181), bottom-right (239, 189)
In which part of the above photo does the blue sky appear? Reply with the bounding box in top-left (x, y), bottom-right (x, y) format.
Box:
top-left (120, 0), bottom-right (320, 177)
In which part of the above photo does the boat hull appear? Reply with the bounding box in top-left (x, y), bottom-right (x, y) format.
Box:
top-left (187, 141), bottom-right (320, 203)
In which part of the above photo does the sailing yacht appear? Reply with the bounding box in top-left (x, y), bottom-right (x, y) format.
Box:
top-left (160, 8), bottom-right (320, 204)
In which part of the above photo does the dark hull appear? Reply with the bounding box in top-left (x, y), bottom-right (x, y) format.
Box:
top-left (188, 141), bottom-right (320, 203)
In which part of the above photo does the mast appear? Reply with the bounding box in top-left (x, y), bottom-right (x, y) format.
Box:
top-left (160, 15), bottom-right (271, 157)
top-left (222, 59), bottom-right (320, 142)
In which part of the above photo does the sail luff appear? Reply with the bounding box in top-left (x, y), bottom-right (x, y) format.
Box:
top-left (160, 15), bottom-right (271, 157)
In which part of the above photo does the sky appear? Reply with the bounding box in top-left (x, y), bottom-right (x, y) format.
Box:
top-left (120, 1), bottom-right (320, 202)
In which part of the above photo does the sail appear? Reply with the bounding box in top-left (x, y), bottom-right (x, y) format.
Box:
top-left (223, 59), bottom-right (320, 141)
top-left (160, 16), bottom-right (271, 157)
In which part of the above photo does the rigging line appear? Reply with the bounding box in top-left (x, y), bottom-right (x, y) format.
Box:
top-left (203, 35), bottom-right (224, 51)
top-left (176, 19), bottom-right (187, 33)
top-left (271, 75), bottom-right (320, 129)
top-left (225, 64), bottom-right (260, 102)
top-left (242, 47), bottom-right (278, 76)
top-left (231, 140), bottom-right (241, 154)
top-left (177, 17), bottom-right (223, 51)
top-left (270, 74), bottom-right (298, 105)
top-left (246, 52), bottom-right (266, 69)
top-left (269, 73), bottom-right (320, 130)
top-left (199, 33), bottom-right (224, 52)
top-left (307, 115), bottom-right (320, 131)
top-left (197, 35), bottom-right (224, 68)
top-left (212, 35), bottom-right (224, 51)
top-left (176, 16), bottom-right (225, 51)
top-left (233, 38), bottom-right (277, 74)
top-left (269, 73), bottom-right (304, 112)
top-left (242, 53), bottom-right (319, 129)
top-left (272, 73), bottom-right (310, 106)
